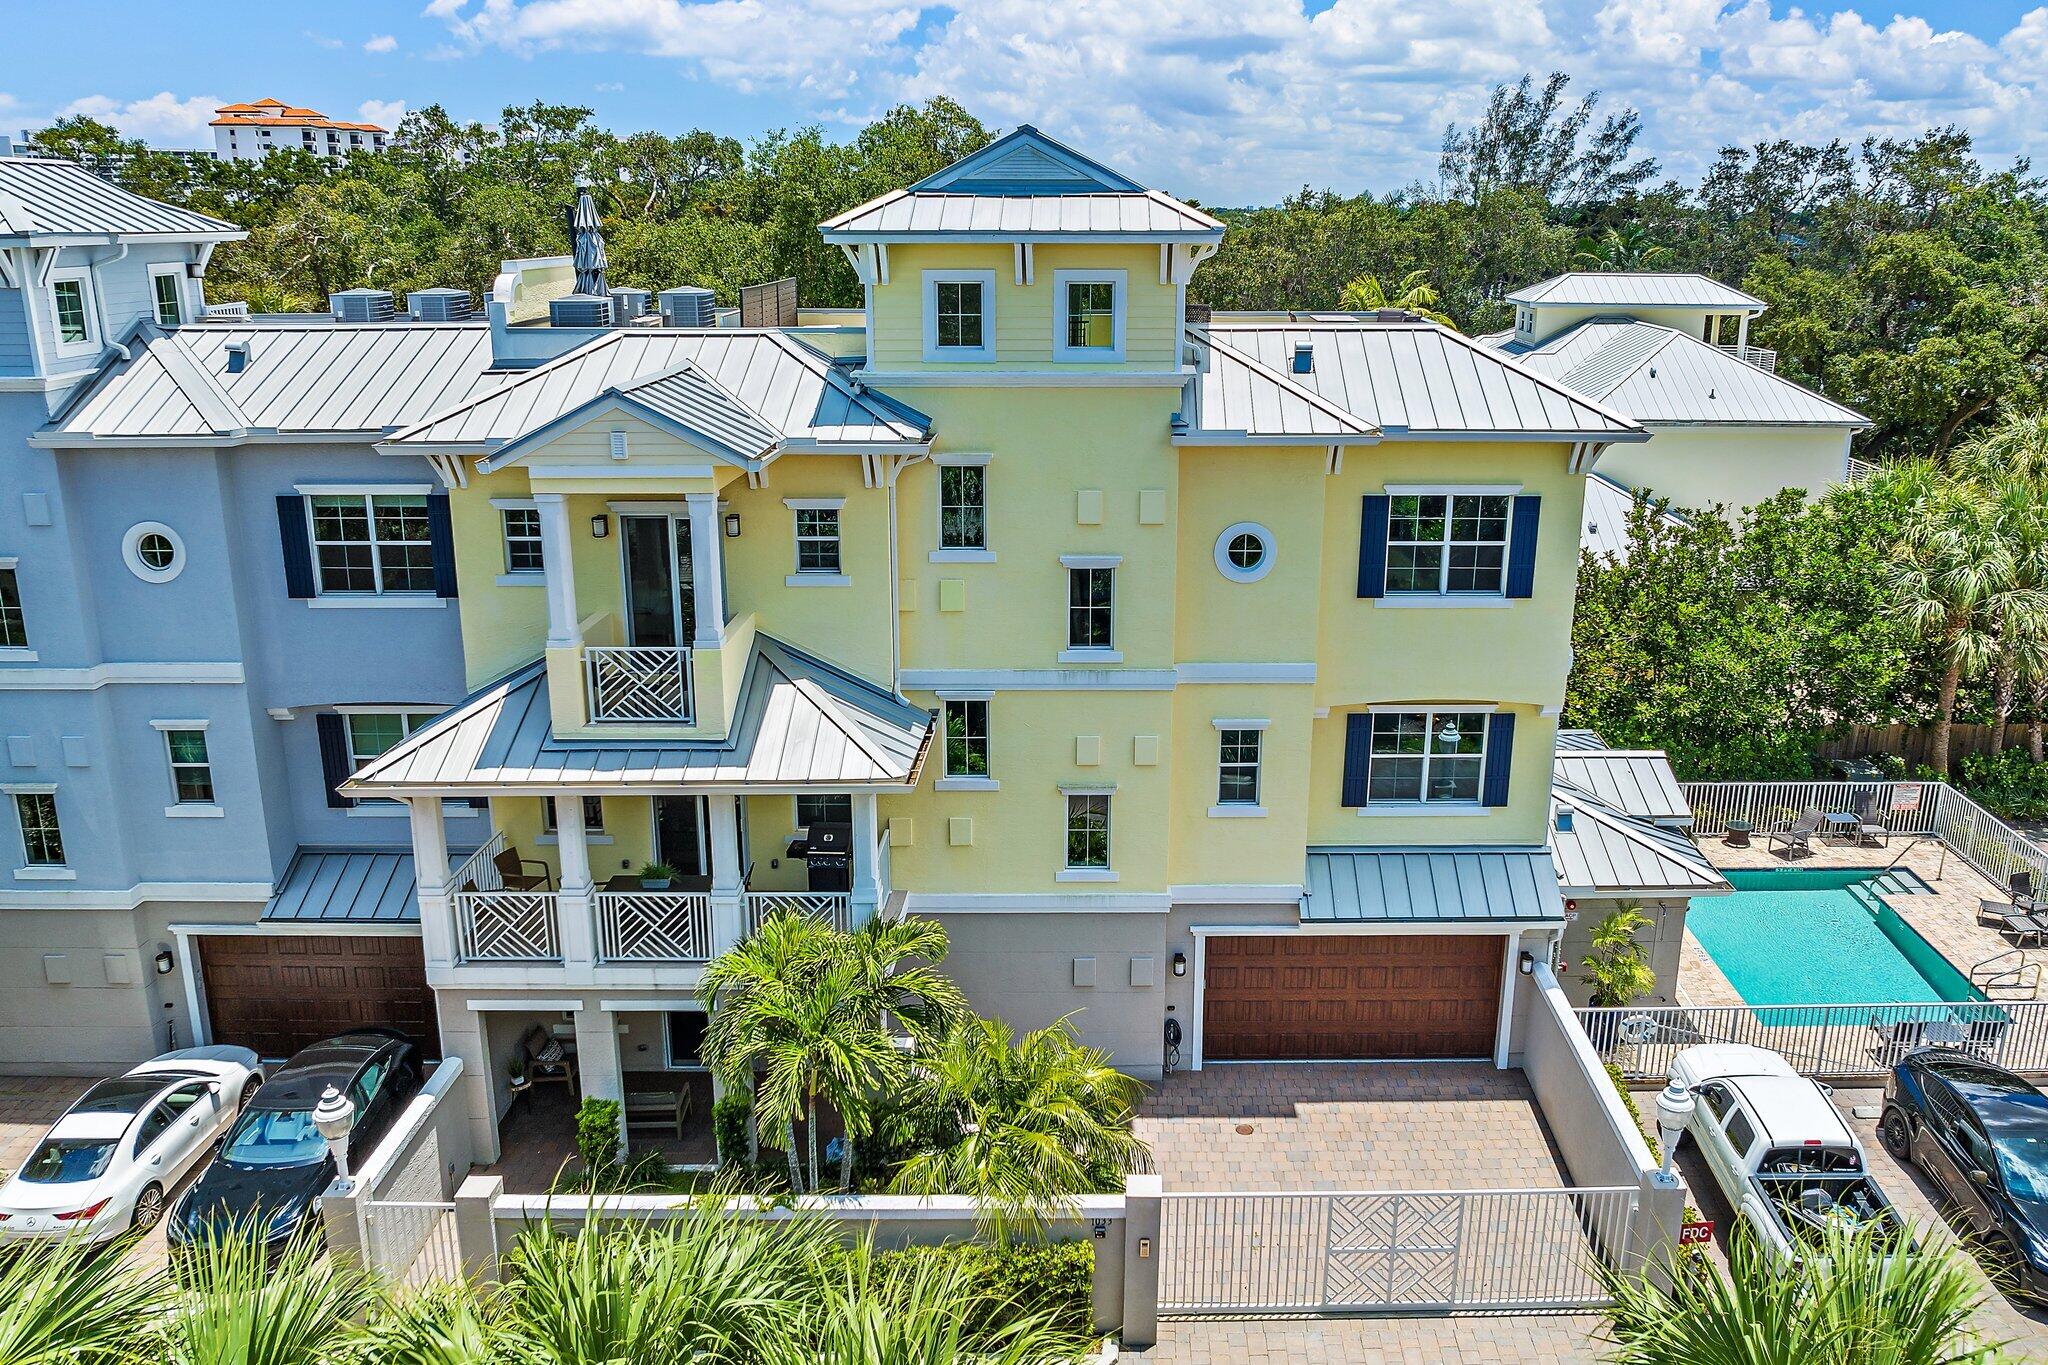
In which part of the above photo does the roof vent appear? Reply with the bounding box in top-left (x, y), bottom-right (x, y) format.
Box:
top-left (549, 294), bottom-right (614, 328)
top-left (225, 339), bottom-right (250, 374)
top-left (610, 287), bottom-right (651, 324)
top-left (406, 287), bottom-right (474, 322)
top-left (1555, 807), bottom-right (1575, 834)
top-left (1292, 343), bottom-right (1313, 374)
top-left (329, 288), bottom-right (396, 323)
top-left (658, 286), bottom-right (717, 328)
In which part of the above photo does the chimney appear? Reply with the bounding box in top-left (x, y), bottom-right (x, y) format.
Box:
top-left (1292, 342), bottom-right (1313, 374)
top-left (225, 339), bottom-right (251, 374)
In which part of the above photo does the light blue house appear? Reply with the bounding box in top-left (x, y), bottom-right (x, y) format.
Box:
top-left (0, 158), bottom-right (495, 1067)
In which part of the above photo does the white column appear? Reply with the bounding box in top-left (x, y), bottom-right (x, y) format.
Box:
top-left (554, 794), bottom-right (597, 967)
top-left (1736, 312), bottom-right (1750, 354)
top-left (409, 797), bottom-right (455, 969)
top-left (684, 492), bottom-right (725, 648)
top-left (534, 493), bottom-right (581, 650)
top-left (850, 793), bottom-right (881, 927)
top-left (571, 1006), bottom-right (626, 1146)
top-left (706, 793), bottom-right (745, 952)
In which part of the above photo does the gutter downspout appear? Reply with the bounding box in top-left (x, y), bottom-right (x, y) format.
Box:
top-left (885, 448), bottom-right (930, 693)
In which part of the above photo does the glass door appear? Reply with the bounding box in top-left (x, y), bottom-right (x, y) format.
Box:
top-left (654, 796), bottom-right (708, 878)
top-left (620, 515), bottom-right (695, 647)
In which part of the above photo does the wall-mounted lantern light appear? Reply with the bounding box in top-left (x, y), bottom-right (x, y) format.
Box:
top-left (590, 515), bottom-right (609, 538)
top-left (1517, 951), bottom-right (1536, 976)
top-left (724, 512), bottom-right (742, 538)
top-left (1171, 950), bottom-right (1188, 978)
top-left (154, 948), bottom-right (175, 976)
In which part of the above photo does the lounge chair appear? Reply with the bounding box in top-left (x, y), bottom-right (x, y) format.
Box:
top-left (1765, 809), bottom-right (1822, 856)
top-left (1852, 795), bottom-right (1890, 847)
top-left (494, 846), bottom-right (555, 892)
top-left (1986, 904), bottom-right (2048, 946)
top-left (2011, 872), bottom-right (2039, 913)
top-left (520, 1023), bottom-right (576, 1088)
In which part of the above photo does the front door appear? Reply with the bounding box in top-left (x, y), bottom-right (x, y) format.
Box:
top-left (621, 514), bottom-right (695, 648)
top-left (655, 796), bottom-right (708, 878)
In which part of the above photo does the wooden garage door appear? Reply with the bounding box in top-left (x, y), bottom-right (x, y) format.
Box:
top-left (1204, 935), bottom-right (1504, 1061)
top-left (199, 935), bottom-right (437, 1062)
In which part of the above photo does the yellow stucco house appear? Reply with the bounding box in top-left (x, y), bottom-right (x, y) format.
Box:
top-left (345, 128), bottom-right (1658, 1162)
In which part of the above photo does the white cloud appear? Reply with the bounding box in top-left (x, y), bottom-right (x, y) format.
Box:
top-left (304, 30), bottom-right (345, 50)
top-left (59, 91), bottom-right (221, 145)
top-left (358, 99), bottom-right (406, 131)
top-left (594, 81), bottom-right (625, 93)
top-left (364, 33), bottom-right (398, 53)
top-left (412, 0), bottom-right (2048, 199)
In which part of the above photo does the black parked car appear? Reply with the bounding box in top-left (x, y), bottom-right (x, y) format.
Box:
top-left (166, 1030), bottom-right (421, 1263)
top-left (1882, 1048), bottom-right (2048, 1297)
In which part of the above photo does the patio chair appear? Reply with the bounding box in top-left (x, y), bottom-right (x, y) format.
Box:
top-left (1964, 1012), bottom-right (2012, 1058)
top-left (520, 1024), bottom-right (576, 1088)
top-left (2011, 872), bottom-right (2040, 913)
top-left (1987, 904), bottom-right (2048, 947)
top-left (625, 1084), bottom-right (692, 1138)
top-left (1765, 809), bottom-right (1822, 856)
top-left (1852, 795), bottom-right (1890, 847)
top-left (494, 846), bottom-right (555, 892)
top-left (1871, 1016), bottom-right (1927, 1067)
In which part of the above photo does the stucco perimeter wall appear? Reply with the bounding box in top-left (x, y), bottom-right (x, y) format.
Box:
top-left (1555, 896), bottom-right (1692, 1010)
top-left (1599, 426), bottom-right (1851, 519)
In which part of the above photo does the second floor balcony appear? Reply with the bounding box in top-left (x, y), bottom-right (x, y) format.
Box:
top-left (585, 644), bottom-right (693, 723)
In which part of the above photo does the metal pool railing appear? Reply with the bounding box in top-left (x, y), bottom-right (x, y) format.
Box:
top-left (1579, 1002), bottom-right (2048, 1081)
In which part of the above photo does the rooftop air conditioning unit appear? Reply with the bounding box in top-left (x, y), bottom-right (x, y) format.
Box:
top-left (407, 287), bottom-right (474, 322)
top-left (609, 287), bottom-right (651, 323)
top-left (658, 286), bottom-right (717, 328)
top-left (549, 294), bottom-right (614, 328)
top-left (329, 288), bottom-right (396, 323)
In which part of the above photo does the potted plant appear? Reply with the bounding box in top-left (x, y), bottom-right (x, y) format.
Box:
top-left (640, 861), bottom-right (678, 891)
top-left (508, 1058), bottom-right (529, 1092)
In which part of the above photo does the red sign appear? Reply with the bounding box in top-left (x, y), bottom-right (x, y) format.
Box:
top-left (1891, 784), bottom-right (1924, 814)
top-left (1679, 1220), bottom-right (1715, 1247)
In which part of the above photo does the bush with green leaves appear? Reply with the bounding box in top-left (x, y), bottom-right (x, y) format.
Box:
top-left (575, 1096), bottom-right (623, 1182)
top-left (713, 1087), bottom-right (753, 1168)
top-left (1956, 747), bottom-right (2048, 821)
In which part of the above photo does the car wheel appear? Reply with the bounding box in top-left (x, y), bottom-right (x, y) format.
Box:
top-left (1880, 1106), bottom-right (1913, 1163)
top-left (131, 1182), bottom-right (165, 1233)
top-left (238, 1077), bottom-right (261, 1112)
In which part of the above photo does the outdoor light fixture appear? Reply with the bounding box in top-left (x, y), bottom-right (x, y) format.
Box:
top-left (154, 948), bottom-right (175, 976)
top-left (312, 1084), bottom-right (358, 1182)
top-left (1517, 951), bottom-right (1535, 976)
top-left (724, 512), bottom-right (742, 538)
top-left (1653, 1077), bottom-right (1696, 1178)
top-left (1172, 951), bottom-right (1188, 978)
top-left (590, 514), bottom-right (609, 538)
top-left (1436, 717), bottom-right (1462, 745)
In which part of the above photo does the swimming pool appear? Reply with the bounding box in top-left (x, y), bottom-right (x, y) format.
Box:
top-left (1687, 866), bottom-right (1980, 1009)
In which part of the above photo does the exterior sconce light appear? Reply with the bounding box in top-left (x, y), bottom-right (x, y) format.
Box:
top-left (590, 515), bottom-right (609, 538)
top-left (1171, 951), bottom-right (1188, 977)
top-left (1517, 951), bottom-right (1535, 976)
top-left (724, 512), bottom-right (742, 538)
top-left (154, 948), bottom-right (175, 976)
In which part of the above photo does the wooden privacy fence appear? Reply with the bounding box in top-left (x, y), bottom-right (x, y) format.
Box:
top-left (1813, 722), bottom-right (2025, 768)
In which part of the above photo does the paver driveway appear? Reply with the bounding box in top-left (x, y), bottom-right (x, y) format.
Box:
top-left (1136, 1061), bottom-right (1574, 1191)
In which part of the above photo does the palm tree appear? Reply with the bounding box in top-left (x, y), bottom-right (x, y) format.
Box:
top-left (1889, 479), bottom-right (2019, 777)
top-left (1981, 474), bottom-right (2048, 754)
top-left (1572, 224), bottom-right (1674, 272)
top-left (0, 1233), bottom-right (164, 1363)
top-left (1337, 270), bottom-right (1453, 326)
top-left (890, 1014), bottom-right (1150, 1241)
top-left (1953, 408), bottom-right (2048, 483)
top-left (159, 1224), bottom-right (373, 1365)
top-left (831, 915), bottom-right (969, 1186)
top-left (1599, 1220), bottom-right (2000, 1363)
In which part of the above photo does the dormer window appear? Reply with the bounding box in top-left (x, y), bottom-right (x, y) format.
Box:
top-left (923, 270), bottom-right (996, 363)
top-left (48, 270), bottom-right (98, 357)
top-left (1054, 270), bottom-right (1125, 362)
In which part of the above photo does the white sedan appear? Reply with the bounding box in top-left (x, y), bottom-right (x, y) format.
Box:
top-left (0, 1045), bottom-right (262, 1244)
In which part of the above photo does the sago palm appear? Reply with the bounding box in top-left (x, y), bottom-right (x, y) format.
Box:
top-left (891, 1014), bottom-right (1150, 1241)
top-left (0, 1233), bottom-right (165, 1364)
top-left (1337, 270), bottom-right (1453, 326)
top-left (796, 1240), bottom-right (1093, 1365)
top-left (158, 1225), bottom-right (373, 1365)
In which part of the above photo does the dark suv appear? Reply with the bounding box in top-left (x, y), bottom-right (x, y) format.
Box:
top-left (1882, 1048), bottom-right (2048, 1298)
top-left (166, 1030), bottom-right (421, 1261)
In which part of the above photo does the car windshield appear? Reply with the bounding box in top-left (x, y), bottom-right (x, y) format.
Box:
top-left (220, 1108), bottom-right (326, 1169)
top-left (18, 1138), bottom-right (117, 1184)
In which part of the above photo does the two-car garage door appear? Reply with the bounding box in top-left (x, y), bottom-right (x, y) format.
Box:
top-left (199, 934), bottom-right (437, 1062)
top-left (1203, 934), bottom-right (1504, 1061)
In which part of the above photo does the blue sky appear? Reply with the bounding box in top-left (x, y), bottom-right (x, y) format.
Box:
top-left (9, 0), bottom-right (2048, 202)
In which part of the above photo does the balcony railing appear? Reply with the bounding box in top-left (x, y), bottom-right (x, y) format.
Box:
top-left (596, 891), bottom-right (714, 962)
top-left (1715, 343), bottom-right (1777, 373)
top-left (745, 890), bottom-right (852, 933)
top-left (585, 645), bottom-right (692, 723)
top-left (454, 890), bottom-right (561, 962)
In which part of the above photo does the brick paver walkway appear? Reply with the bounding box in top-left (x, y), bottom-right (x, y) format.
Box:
top-left (1127, 1313), bottom-right (1608, 1363)
top-left (1137, 1062), bottom-right (1571, 1191)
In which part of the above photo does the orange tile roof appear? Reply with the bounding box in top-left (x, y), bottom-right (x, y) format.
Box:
top-left (211, 100), bottom-right (387, 133)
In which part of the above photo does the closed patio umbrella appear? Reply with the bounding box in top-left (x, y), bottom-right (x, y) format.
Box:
top-left (570, 188), bottom-right (608, 296)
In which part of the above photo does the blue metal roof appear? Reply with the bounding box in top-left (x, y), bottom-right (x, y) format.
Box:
top-left (260, 848), bottom-right (421, 924)
top-left (1302, 848), bottom-right (1565, 925)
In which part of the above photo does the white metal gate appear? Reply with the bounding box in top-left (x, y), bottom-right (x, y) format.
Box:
top-left (1157, 1187), bottom-right (1638, 1314)
top-left (362, 1198), bottom-right (462, 1287)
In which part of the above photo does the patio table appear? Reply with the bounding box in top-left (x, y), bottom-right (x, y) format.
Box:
top-left (1822, 812), bottom-right (1860, 842)
top-left (1921, 1018), bottom-right (1968, 1050)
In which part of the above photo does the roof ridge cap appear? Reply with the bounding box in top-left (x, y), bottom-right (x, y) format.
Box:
top-left (150, 332), bottom-right (248, 434)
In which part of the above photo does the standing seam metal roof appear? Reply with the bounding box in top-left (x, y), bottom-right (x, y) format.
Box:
top-left (820, 190), bottom-right (1223, 239)
top-left (1550, 781), bottom-right (1727, 896)
top-left (260, 848), bottom-right (421, 924)
top-left (1507, 273), bottom-right (1766, 310)
top-left (0, 159), bottom-right (242, 240)
top-left (1581, 472), bottom-right (1687, 561)
top-left (1552, 747), bottom-right (1691, 824)
top-left (1302, 848), bottom-right (1565, 924)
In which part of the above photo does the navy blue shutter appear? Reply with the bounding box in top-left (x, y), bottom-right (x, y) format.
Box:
top-left (277, 494), bottom-right (316, 599)
top-left (1356, 495), bottom-right (1389, 598)
top-left (1341, 713), bottom-right (1372, 807)
top-left (427, 491), bottom-right (459, 598)
top-left (316, 713), bottom-right (355, 809)
top-left (1482, 712), bottom-right (1516, 807)
top-left (1505, 495), bottom-right (1540, 599)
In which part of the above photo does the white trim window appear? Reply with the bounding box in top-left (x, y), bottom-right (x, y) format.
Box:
top-left (1067, 566), bottom-right (1114, 650)
top-left (0, 566), bottom-right (24, 648)
top-left (1368, 710), bottom-right (1488, 804)
top-left (796, 794), bottom-right (851, 830)
top-left (149, 265), bottom-right (186, 326)
top-left (1064, 792), bottom-right (1111, 870)
top-left (540, 795), bottom-right (605, 834)
top-left (48, 268), bottom-right (99, 357)
top-left (793, 506), bottom-right (842, 575)
top-left (1053, 269), bottom-right (1126, 362)
top-left (939, 464), bottom-right (987, 551)
top-left (12, 791), bottom-right (64, 867)
top-left (922, 270), bottom-right (997, 363)
top-left (345, 711), bottom-right (438, 806)
top-left (1216, 728), bottom-right (1262, 806)
top-left (942, 698), bottom-right (989, 779)
top-left (1214, 522), bottom-right (1274, 583)
top-left (123, 522), bottom-right (185, 584)
top-left (1386, 493), bottom-right (1511, 595)
top-left (500, 505), bottom-right (544, 574)
top-left (308, 492), bottom-right (435, 595)
top-left (161, 726), bottom-right (214, 805)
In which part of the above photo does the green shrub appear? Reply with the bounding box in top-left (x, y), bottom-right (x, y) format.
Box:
top-left (1605, 1062), bottom-right (1660, 1164)
top-left (713, 1089), bottom-right (752, 1167)
top-left (864, 1241), bottom-right (1094, 1335)
top-left (574, 1097), bottom-right (622, 1180)
top-left (1956, 747), bottom-right (2048, 822)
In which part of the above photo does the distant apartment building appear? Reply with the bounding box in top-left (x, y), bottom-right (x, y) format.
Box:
top-left (211, 100), bottom-right (389, 162)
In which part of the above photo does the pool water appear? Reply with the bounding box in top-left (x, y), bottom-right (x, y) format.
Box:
top-left (1688, 867), bottom-right (1978, 1009)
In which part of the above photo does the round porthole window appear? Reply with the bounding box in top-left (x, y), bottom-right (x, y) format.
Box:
top-left (123, 522), bottom-right (185, 583)
top-left (1214, 522), bottom-right (1275, 583)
